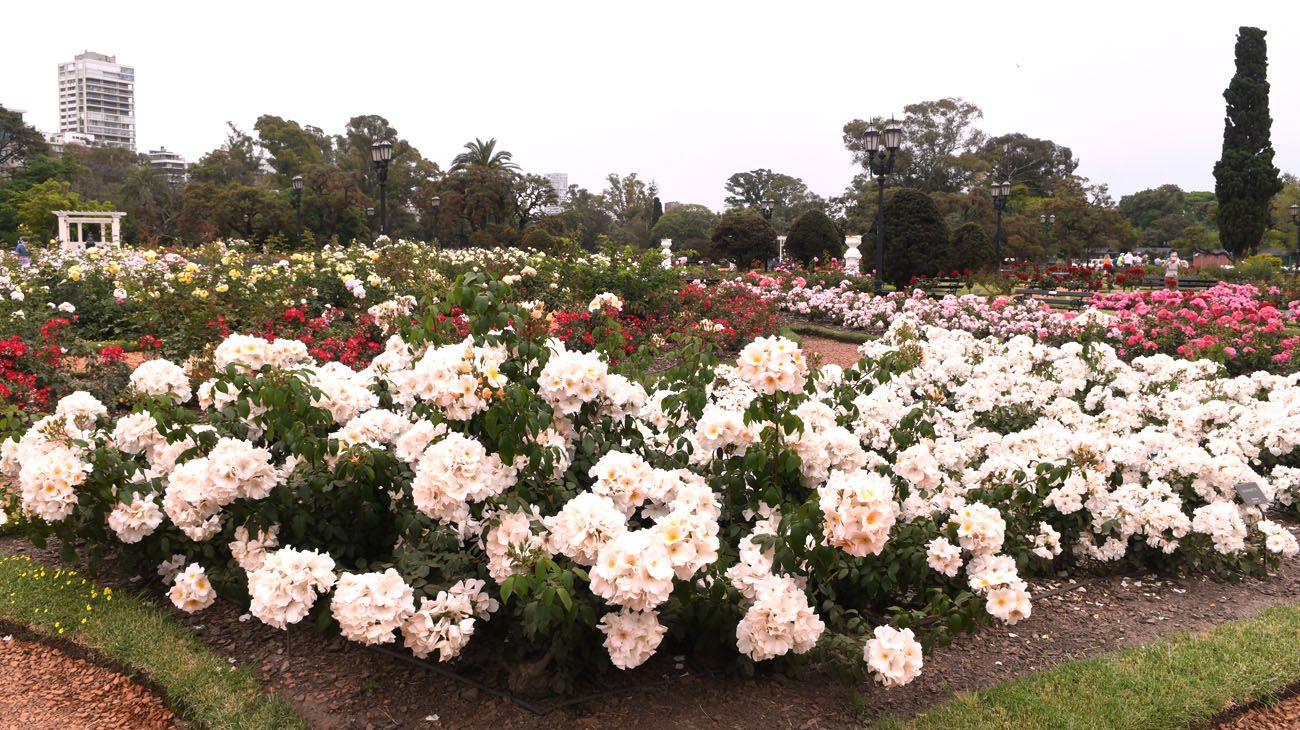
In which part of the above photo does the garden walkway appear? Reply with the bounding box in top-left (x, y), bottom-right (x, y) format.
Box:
top-left (0, 632), bottom-right (177, 729)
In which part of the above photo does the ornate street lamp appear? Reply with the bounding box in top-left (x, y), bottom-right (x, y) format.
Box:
top-left (291, 174), bottom-right (304, 247)
top-left (371, 140), bottom-right (394, 236)
top-left (759, 198), bottom-right (775, 222)
top-left (991, 181), bottom-right (1012, 268)
top-left (864, 120), bottom-right (904, 292)
top-left (431, 196), bottom-right (442, 246)
top-left (1039, 212), bottom-right (1055, 240)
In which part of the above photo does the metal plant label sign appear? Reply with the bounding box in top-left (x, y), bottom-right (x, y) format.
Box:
top-left (1234, 481), bottom-right (1269, 506)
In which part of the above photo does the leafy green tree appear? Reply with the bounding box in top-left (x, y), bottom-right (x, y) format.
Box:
top-left (178, 182), bottom-right (291, 244)
top-left (65, 144), bottom-right (148, 208)
top-left (254, 115), bottom-right (332, 179)
top-left (450, 137), bottom-right (519, 172)
top-left (601, 173), bottom-right (658, 246)
top-left (948, 221), bottom-right (994, 271)
top-left (784, 209), bottom-right (843, 263)
top-left (188, 123), bottom-right (264, 185)
top-left (873, 189), bottom-right (949, 287)
top-left (651, 197), bottom-right (663, 228)
top-left (120, 166), bottom-right (183, 244)
top-left (1214, 26), bottom-right (1283, 255)
top-left (16, 180), bottom-right (112, 241)
top-left (649, 203), bottom-right (717, 248)
top-left (844, 99), bottom-right (986, 194)
top-left (710, 208), bottom-right (776, 266)
top-left (335, 115), bottom-right (437, 239)
top-left (510, 173), bottom-right (559, 231)
top-left (722, 169), bottom-right (820, 232)
top-left (557, 185), bottom-right (614, 250)
top-left (0, 105), bottom-right (50, 172)
top-left (977, 133), bottom-right (1078, 197)
top-left (0, 155), bottom-right (76, 242)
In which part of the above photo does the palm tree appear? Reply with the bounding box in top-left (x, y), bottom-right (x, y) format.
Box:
top-left (450, 137), bottom-right (519, 172)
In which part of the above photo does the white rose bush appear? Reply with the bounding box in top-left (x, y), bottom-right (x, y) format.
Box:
top-left (2, 270), bottom-right (1298, 692)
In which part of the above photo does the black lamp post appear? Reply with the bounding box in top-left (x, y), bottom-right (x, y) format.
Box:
top-left (371, 140), bottom-right (393, 236)
top-left (1039, 212), bottom-right (1055, 247)
top-left (991, 181), bottom-right (1011, 268)
top-left (864, 121), bottom-right (904, 292)
top-left (291, 174), bottom-right (304, 247)
top-left (431, 196), bottom-right (442, 246)
top-left (759, 198), bottom-right (775, 223)
top-left (1291, 203), bottom-right (1299, 273)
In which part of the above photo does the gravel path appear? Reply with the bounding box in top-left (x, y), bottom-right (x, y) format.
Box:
top-left (0, 633), bottom-right (178, 729)
top-left (799, 335), bottom-right (863, 368)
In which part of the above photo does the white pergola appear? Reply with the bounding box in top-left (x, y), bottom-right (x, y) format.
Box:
top-left (55, 211), bottom-right (125, 253)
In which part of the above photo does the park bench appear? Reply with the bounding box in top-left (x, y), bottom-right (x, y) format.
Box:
top-left (1014, 288), bottom-right (1093, 311)
top-left (923, 277), bottom-right (965, 299)
top-left (1141, 276), bottom-right (1218, 290)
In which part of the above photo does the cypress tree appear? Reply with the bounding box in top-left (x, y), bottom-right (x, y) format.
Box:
top-left (784, 209), bottom-right (844, 264)
top-left (1213, 27), bottom-right (1283, 255)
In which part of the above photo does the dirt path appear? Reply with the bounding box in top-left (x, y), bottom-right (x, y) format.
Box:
top-left (0, 632), bottom-right (178, 730)
top-left (799, 335), bottom-right (863, 369)
top-left (5, 533), bottom-right (1300, 729)
top-left (1217, 689), bottom-right (1300, 729)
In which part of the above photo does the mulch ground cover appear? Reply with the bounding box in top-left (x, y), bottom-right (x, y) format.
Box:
top-left (4, 533), bottom-right (1300, 729)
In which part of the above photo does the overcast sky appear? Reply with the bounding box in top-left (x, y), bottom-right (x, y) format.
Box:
top-left (2, 0), bottom-right (1298, 209)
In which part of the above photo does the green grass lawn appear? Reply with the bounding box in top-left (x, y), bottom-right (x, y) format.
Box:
top-left (872, 603), bottom-right (1300, 730)
top-left (0, 552), bottom-right (306, 730)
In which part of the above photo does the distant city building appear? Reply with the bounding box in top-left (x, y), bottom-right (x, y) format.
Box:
top-left (664, 201), bottom-right (684, 212)
top-left (58, 51), bottom-right (136, 151)
top-left (543, 172), bottom-right (569, 215)
top-left (149, 147), bottom-right (187, 184)
top-left (44, 130), bottom-right (96, 155)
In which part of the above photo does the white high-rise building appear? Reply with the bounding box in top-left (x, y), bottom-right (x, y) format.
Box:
top-left (58, 51), bottom-right (136, 151)
top-left (544, 172), bottom-right (569, 215)
top-left (149, 147), bottom-right (187, 184)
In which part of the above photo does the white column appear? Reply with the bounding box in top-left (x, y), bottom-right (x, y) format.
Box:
top-left (57, 215), bottom-right (69, 249)
top-left (111, 217), bottom-right (121, 245)
top-left (844, 235), bottom-right (863, 276)
top-left (777, 236), bottom-right (787, 263)
top-left (660, 239), bottom-right (673, 269)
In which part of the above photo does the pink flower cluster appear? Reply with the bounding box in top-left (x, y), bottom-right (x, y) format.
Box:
top-left (1090, 283), bottom-right (1299, 373)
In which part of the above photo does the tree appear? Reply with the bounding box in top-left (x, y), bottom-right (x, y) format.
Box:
top-left (948, 221), bottom-right (994, 271)
top-left (651, 197), bottom-right (663, 228)
top-left (873, 189), bottom-right (949, 287)
top-left (0, 106), bottom-right (50, 172)
top-left (649, 204), bottom-right (717, 248)
top-left (557, 185), bottom-right (614, 250)
top-left (509, 173), bottom-right (559, 231)
top-left (65, 144), bottom-right (147, 208)
top-left (710, 208), bottom-right (776, 266)
top-left (722, 169), bottom-right (818, 232)
top-left (254, 115), bottom-right (332, 179)
top-left (844, 99), bottom-right (986, 194)
top-left (1214, 27), bottom-right (1283, 255)
top-left (977, 133), bottom-right (1079, 197)
top-left (1118, 184), bottom-right (1189, 246)
top-left (16, 180), bottom-right (111, 241)
top-left (601, 173), bottom-right (658, 246)
top-left (188, 123), bottom-right (264, 186)
top-left (784, 209), bottom-right (843, 263)
top-left (121, 166), bottom-right (183, 244)
top-left (336, 115), bottom-right (436, 239)
top-left (450, 138), bottom-right (519, 172)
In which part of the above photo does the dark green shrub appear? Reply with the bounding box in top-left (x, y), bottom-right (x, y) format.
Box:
top-left (710, 208), bottom-right (777, 267)
top-left (872, 189), bottom-right (950, 287)
top-left (784, 209), bottom-right (843, 264)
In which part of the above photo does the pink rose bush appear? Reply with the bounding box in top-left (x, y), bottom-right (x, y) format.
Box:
top-left (2, 272), bottom-right (1298, 689)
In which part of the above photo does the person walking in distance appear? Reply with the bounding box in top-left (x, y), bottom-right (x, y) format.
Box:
top-left (1161, 251), bottom-right (1189, 290)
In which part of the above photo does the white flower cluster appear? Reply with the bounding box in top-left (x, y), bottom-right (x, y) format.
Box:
top-left (817, 469), bottom-right (898, 557)
top-left (537, 344), bottom-right (609, 415)
top-left (588, 292), bottom-right (623, 312)
top-left (168, 563), bottom-right (217, 613)
top-left (402, 578), bottom-right (499, 662)
top-left (864, 625), bottom-right (924, 687)
top-left (412, 432), bottom-right (517, 525)
top-left (726, 514), bottom-right (826, 662)
top-left (162, 437), bottom-right (276, 541)
top-left (331, 569), bottom-right (416, 645)
top-left (390, 338), bottom-right (506, 421)
top-left (598, 609), bottom-right (666, 669)
top-left (247, 547), bottom-right (338, 630)
top-left (367, 295), bottom-right (417, 333)
top-left (214, 334), bottom-right (310, 371)
top-left (107, 493), bottom-right (165, 543)
top-left (736, 335), bottom-right (807, 395)
top-left (128, 359), bottom-right (192, 403)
